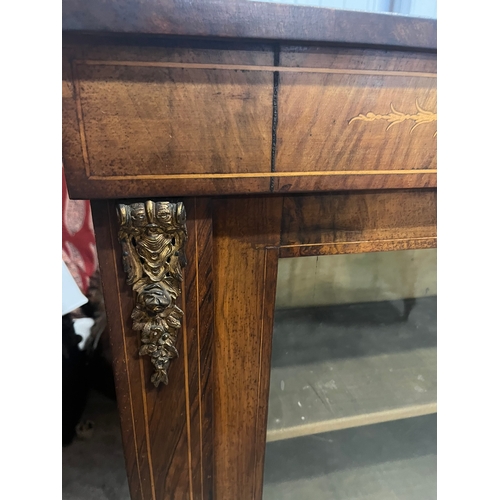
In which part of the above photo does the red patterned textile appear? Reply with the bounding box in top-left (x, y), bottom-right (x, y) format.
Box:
top-left (62, 168), bottom-right (97, 294)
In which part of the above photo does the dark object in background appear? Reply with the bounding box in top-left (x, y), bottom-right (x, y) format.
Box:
top-left (81, 273), bottom-right (116, 402)
top-left (62, 314), bottom-right (90, 446)
top-left (88, 340), bottom-right (116, 401)
top-left (62, 274), bottom-right (116, 446)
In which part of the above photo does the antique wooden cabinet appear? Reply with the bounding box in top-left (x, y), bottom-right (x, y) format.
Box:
top-left (63, 1), bottom-right (437, 498)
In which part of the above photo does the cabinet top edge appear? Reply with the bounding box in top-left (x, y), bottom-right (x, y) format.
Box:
top-left (62, 0), bottom-right (437, 50)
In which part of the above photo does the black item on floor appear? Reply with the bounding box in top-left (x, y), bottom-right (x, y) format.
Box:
top-left (88, 342), bottom-right (116, 401)
top-left (62, 314), bottom-right (90, 447)
top-left (63, 309), bottom-right (116, 447)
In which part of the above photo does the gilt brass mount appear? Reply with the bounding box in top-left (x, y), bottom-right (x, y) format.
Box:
top-left (117, 200), bottom-right (187, 387)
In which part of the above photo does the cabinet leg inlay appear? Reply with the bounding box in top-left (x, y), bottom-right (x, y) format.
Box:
top-left (117, 200), bottom-right (187, 387)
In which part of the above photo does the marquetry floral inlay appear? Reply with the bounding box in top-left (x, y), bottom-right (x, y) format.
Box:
top-left (349, 99), bottom-right (437, 136)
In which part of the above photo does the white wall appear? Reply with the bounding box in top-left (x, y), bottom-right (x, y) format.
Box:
top-left (253, 0), bottom-right (437, 19)
top-left (275, 248), bottom-right (437, 309)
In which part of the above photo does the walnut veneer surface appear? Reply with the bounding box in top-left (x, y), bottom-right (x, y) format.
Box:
top-left (63, 2), bottom-right (437, 499)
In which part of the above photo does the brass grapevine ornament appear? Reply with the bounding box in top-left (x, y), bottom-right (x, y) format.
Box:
top-left (117, 200), bottom-right (187, 387)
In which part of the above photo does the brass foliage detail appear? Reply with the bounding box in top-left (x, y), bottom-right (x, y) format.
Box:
top-left (117, 200), bottom-right (187, 387)
top-left (349, 99), bottom-right (437, 136)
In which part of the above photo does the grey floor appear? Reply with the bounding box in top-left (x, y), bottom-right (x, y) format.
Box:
top-left (268, 297), bottom-right (437, 440)
top-left (263, 414), bottom-right (437, 500)
top-left (62, 298), bottom-right (436, 500)
top-left (62, 398), bottom-right (436, 500)
top-left (62, 390), bottom-right (130, 500)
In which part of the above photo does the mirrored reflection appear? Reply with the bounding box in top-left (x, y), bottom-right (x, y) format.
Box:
top-left (252, 0), bottom-right (437, 19)
top-left (263, 248), bottom-right (437, 500)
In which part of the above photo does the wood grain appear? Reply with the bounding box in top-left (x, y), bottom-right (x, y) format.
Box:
top-left (63, 39), bottom-right (437, 199)
top-left (212, 197), bottom-right (282, 500)
top-left (63, 44), bottom-right (274, 181)
top-left (62, 41), bottom-right (277, 199)
top-left (273, 171), bottom-right (436, 194)
top-left (276, 48), bottom-right (436, 175)
top-left (280, 190), bottom-right (437, 248)
top-left (280, 47), bottom-right (437, 72)
top-left (65, 177), bottom-right (272, 200)
top-left (279, 237), bottom-right (437, 258)
top-left (62, 0), bottom-right (437, 49)
top-left (91, 200), bottom-right (155, 500)
top-left (91, 198), bottom-right (214, 500)
top-left (183, 199), bottom-right (215, 500)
